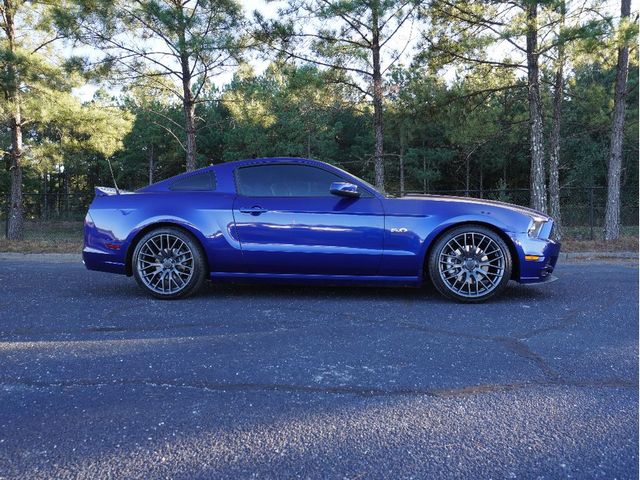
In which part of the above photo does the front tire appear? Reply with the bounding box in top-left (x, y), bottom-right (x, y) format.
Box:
top-left (428, 225), bottom-right (512, 302)
top-left (132, 227), bottom-right (206, 299)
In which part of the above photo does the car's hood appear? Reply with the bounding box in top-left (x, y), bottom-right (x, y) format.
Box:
top-left (402, 194), bottom-right (550, 221)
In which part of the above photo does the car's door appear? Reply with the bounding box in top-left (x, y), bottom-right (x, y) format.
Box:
top-left (232, 163), bottom-right (385, 275)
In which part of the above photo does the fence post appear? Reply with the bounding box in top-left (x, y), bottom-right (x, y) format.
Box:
top-left (589, 187), bottom-right (595, 240)
top-left (4, 194), bottom-right (8, 239)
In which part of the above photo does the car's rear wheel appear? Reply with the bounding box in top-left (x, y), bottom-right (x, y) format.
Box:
top-left (132, 227), bottom-right (206, 299)
top-left (428, 225), bottom-right (512, 302)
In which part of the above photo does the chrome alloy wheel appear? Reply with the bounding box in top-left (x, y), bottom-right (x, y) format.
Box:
top-left (136, 233), bottom-right (194, 295)
top-left (438, 232), bottom-right (506, 299)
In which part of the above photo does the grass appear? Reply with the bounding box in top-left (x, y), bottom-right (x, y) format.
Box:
top-left (0, 221), bottom-right (83, 253)
top-left (0, 221), bottom-right (637, 254)
top-left (560, 226), bottom-right (638, 253)
top-left (561, 236), bottom-right (638, 253)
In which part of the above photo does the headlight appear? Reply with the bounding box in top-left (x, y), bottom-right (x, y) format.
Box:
top-left (528, 216), bottom-right (547, 238)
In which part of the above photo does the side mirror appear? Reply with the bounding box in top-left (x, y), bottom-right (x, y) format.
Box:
top-left (330, 182), bottom-right (360, 198)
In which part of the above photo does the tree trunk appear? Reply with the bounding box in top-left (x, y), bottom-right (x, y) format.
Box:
top-left (526, 1), bottom-right (547, 213)
top-left (371, 3), bottom-right (385, 192)
top-left (178, 9), bottom-right (196, 172)
top-left (148, 144), bottom-right (155, 185)
top-left (63, 169), bottom-right (69, 219)
top-left (42, 173), bottom-right (48, 221)
top-left (399, 124), bottom-right (405, 196)
top-left (465, 152), bottom-right (470, 195)
top-left (183, 97), bottom-right (196, 172)
top-left (4, 1), bottom-right (24, 240)
top-left (479, 159), bottom-right (483, 198)
top-left (548, 12), bottom-right (565, 239)
top-left (503, 160), bottom-right (507, 187)
top-left (604, 0), bottom-right (631, 241)
top-left (422, 138), bottom-right (427, 193)
top-left (7, 99), bottom-right (23, 241)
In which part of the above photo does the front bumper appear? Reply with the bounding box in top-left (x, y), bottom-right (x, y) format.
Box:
top-left (511, 233), bottom-right (561, 284)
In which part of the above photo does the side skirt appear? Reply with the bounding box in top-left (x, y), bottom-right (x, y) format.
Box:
top-left (210, 272), bottom-right (422, 287)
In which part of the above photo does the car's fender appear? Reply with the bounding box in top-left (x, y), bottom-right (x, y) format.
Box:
top-left (123, 216), bottom-right (212, 275)
top-left (416, 215), bottom-right (518, 280)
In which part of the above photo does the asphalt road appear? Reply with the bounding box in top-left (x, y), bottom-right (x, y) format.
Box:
top-left (0, 256), bottom-right (637, 479)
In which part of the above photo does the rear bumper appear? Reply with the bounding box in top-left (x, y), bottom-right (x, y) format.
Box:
top-left (511, 234), bottom-right (561, 284)
top-left (83, 212), bottom-right (127, 275)
top-left (83, 247), bottom-right (126, 274)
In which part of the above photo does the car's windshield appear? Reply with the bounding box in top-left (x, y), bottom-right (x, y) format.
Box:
top-left (351, 175), bottom-right (398, 198)
top-left (356, 176), bottom-right (381, 195)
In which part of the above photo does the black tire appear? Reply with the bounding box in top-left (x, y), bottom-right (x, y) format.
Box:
top-left (428, 225), bottom-right (512, 303)
top-left (132, 227), bottom-right (207, 299)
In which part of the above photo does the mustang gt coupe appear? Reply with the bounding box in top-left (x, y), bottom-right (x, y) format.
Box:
top-left (83, 157), bottom-right (560, 302)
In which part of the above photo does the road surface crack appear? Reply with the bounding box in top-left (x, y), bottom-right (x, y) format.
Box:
top-left (0, 377), bottom-right (635, 398)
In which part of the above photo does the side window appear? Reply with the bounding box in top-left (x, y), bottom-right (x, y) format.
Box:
top-left (236, 164), bottom-right (344, 197)
top-left (170, 171), bottom-right (215, 191)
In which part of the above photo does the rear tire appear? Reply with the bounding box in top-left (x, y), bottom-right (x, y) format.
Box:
top-left (132, 227), bottom-right (207, 299)
top-left (428, 225), bottom-right (512, 303)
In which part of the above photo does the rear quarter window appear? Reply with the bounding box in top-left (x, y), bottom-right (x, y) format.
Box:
top-left (169, 171), bottom-right (216, 191)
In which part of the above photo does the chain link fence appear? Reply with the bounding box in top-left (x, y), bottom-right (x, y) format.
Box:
top-left (1, 192), bottom-right (94, 222)
top-left (403, 186), bottom-right (639, 240)
top-left (1, 186), bottom-right (638, 241)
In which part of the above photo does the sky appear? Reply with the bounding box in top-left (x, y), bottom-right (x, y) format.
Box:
top-left (71, 0), bottom-right (282, 101)
top-left (70, 0), bottom-right (636, 103)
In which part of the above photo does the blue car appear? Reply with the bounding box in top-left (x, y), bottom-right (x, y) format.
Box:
top-left (83, 157), bottom-right (560, 302)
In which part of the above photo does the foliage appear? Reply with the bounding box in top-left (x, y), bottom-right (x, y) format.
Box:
top-left (0, 0), bottom-right (132, 196)
top-left (55, 0), bottom-right (245, 170)
top-left (0, 0), bottom-right (637, 233)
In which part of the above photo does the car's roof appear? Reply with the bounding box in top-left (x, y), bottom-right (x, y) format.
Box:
top-left (139, 157), bottom-right (341, 193)
top-left (214, 157), bottom-right (325, 168)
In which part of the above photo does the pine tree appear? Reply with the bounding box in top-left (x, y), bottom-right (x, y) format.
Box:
top-left (604, 0), bottom-right (633, 240)
top-left (255, 0), bottom-right (419, 192)
top-left (57, 0), bottom-right (244, 171)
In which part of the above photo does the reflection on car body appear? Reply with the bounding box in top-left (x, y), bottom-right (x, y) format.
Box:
top-left (83, 157), bottom-right (560, 302)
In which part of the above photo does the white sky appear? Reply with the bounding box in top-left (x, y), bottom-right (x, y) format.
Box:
top-left (71, 0), bottom-right (636, 102)
top-left (72, 0), bottom-right (281, 101)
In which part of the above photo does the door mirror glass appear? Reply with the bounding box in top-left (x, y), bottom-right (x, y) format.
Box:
top-left (330, 182), bottom-right (360, 198)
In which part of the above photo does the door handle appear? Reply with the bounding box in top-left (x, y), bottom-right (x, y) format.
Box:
top-left (239, 206), bottom-right (268, 215)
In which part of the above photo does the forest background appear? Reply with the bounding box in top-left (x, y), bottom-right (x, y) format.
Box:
top-left (0, 0), bottom-right (637, 249)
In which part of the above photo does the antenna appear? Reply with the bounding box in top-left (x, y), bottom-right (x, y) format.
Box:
top-left (106, 158), bottom-right (120, 195)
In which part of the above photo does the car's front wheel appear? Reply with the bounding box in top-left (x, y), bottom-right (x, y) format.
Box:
top-left (428, 225), bottom-right (512, 302)
top-left (132, 227), bottom-right (206, 299)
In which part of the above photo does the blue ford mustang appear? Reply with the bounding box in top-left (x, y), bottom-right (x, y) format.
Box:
top-left (83, 157), bottom-right (560, 302)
